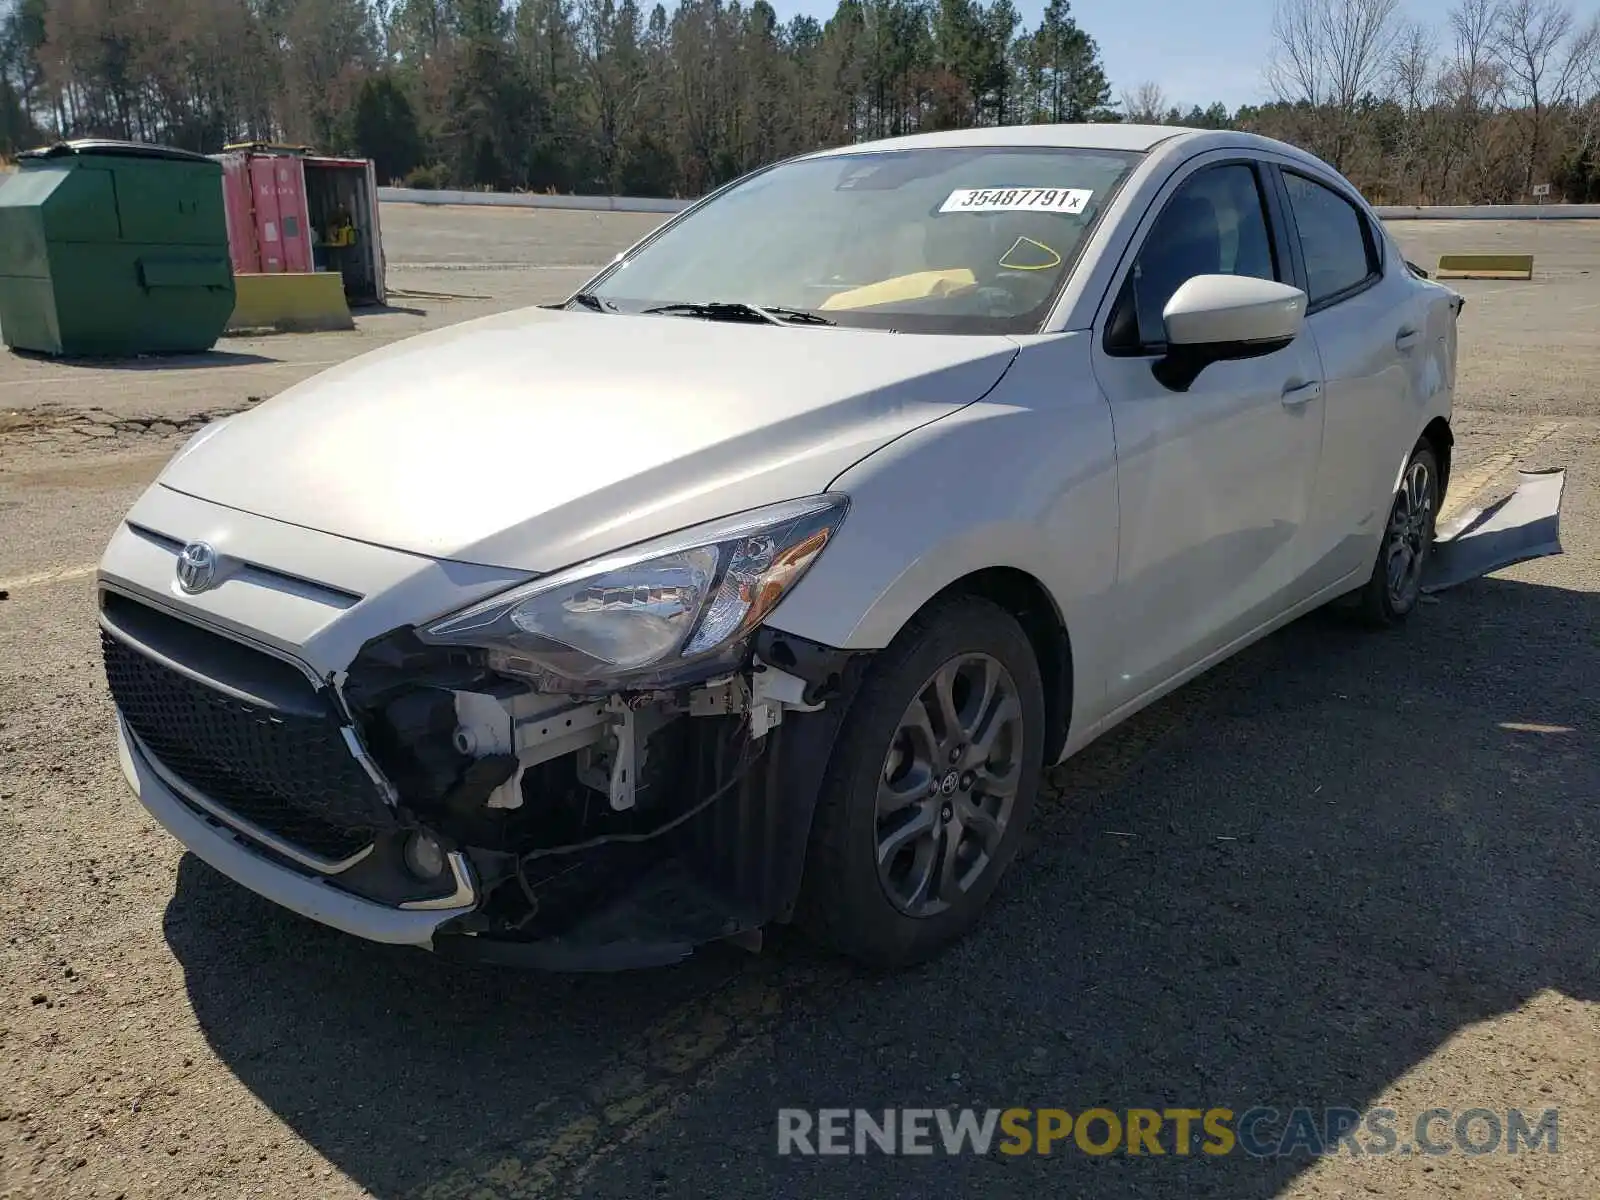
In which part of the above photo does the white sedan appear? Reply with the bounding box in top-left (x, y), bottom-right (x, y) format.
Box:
top-left (97, 123), bottom-right (1462, 970)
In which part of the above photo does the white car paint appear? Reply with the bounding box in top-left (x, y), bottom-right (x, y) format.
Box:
top-left (1160, 274), bottom-right (1308, 347)
top-left (766, 129), bottom-right (1457, 756)
top-left (156, 307), bottom-right (1019, 571)
top-left (97, 122), bottom-right (1460, 952)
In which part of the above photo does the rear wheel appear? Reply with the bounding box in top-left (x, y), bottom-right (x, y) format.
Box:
top-left (1356, 439), bottom-right (1439, 626)
top-left (796, 595), bottom-right (1046, 968)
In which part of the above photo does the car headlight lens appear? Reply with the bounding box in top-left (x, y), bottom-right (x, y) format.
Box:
top-left (422, 494), bottom-right (848, 690)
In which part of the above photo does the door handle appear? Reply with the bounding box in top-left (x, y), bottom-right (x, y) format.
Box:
top-left (1281, 380), bottom-right (1323, 407)
top-left (1395, 327), bottom-right (1420, 352)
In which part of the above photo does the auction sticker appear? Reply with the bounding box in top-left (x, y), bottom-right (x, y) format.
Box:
top-left (939, 187), bottom-right (1093, 214)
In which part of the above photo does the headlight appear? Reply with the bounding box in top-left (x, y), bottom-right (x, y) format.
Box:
top-left (422, 494), bottom-right (848, 691)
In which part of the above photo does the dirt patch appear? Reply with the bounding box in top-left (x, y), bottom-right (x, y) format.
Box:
top-left (3, 451), bottom-right (176, 491)
top-left (0, 403), bottom-right (251, 463)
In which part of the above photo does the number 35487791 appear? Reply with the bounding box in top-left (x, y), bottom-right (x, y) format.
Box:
top-left (939, 187), bottom-right (1094, 214)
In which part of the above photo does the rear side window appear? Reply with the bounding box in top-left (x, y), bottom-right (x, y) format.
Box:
top-left (1107, 162), bottom-right (1279, 353)
top-left (1283, 171), bottom-right (1379, 305)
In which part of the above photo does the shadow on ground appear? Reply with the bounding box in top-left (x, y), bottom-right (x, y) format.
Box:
top-left (164, 574), bottom-right (1599, 1199)
top-left (9, 347), bottom-right (283, 369)
top-left (357, 303), bottom-right (431, 317)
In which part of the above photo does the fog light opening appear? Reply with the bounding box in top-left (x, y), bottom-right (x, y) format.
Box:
top-left (403, 831), bottom-right (447, 882)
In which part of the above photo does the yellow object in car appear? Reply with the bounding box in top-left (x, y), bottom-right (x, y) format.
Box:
top-left (998, 236), bottom-right (1062, 271)
top-left (820, 268), bottom-right (978, 311)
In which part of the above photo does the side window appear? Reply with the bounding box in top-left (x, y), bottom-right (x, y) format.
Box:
top-left (1282, 171), bottom-right (1379, 305)
top-left (1107, 163), bottom-right (1278, 353)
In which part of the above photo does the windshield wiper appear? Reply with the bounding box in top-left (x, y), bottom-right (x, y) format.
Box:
top-left (760, 305), bottom-right (835, 326)
top-left (566, 292), bottom-right (615, 312)
top-left (641, 300), bottom-right (834, 327)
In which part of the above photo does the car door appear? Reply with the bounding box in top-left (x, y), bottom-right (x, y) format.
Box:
top-left (1091, 156), bottom-right (1326, 711)
top-left (1270, 164), bottom-right (1421, 590)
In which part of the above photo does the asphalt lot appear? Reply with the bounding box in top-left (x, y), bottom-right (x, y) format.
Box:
top-left (2, 208), bottom-right (1598, 1200)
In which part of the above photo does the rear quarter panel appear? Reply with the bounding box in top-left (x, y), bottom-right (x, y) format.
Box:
top-left (763, 331), bottom-right (1121, 755)
top-left (1390, 271), bottom-right (1459, 493)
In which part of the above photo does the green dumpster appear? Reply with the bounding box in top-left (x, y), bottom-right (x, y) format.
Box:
top-left (0, 139), bottom-right (236, 357)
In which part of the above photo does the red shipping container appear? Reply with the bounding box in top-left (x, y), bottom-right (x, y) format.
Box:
top-left (220, 151), bottom-right (312, 274)
top-left (250, 155), bottom-right (313, 273)
top-left (217, 145), bottom-right (385, 305)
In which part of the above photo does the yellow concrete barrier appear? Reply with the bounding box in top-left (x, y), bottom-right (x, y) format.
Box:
top-left (1435, 253), bottom-right (1535, 280)
top-left (226, 272), bottom-right (354, 334)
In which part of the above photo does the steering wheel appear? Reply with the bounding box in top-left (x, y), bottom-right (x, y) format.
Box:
top-left (975, 267), bottom-right (1057, 316)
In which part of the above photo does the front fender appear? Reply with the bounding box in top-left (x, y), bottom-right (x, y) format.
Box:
top-left (776, 514), bottom-right (1059, 651)
top-left (763, 336), bottom-right (1120, 741)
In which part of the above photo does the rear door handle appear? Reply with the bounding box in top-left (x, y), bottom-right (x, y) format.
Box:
top-left (1281, 380), bottom-right (1323, 408)
top-left (1395, 327), bottom-right (1420, 352)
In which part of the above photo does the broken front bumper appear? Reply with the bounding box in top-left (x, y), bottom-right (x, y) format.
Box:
top-left (117, 717), bottom-right (477, 947)
top-left (106, 592), bottom-right (864, 970)
top-left (117, 692), bottom-right (853, 969)
top-left (96, 482), bottom-right (869, 970)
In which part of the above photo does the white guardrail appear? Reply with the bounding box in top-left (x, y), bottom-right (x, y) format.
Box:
top-left (378, 186), bottom-right (1600, 220)
top-left (376, 187), bottom-right (690, 213)
top-left (1376, 203), bottom-right (1600, 220)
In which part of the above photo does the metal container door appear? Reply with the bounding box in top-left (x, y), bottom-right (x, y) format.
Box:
top-left (218, 154), bottom-right (259, 274)
top-left (247, 156), bottom-right (313, 274)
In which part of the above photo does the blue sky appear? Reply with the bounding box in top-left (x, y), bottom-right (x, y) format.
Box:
top-left (777, 0), bottom-right (1463, 111)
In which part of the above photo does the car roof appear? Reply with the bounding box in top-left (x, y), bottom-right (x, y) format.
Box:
top-left (801, 123), bottom-right (1327, 171)
top-left (804, 123), bottom-right (1193, 156)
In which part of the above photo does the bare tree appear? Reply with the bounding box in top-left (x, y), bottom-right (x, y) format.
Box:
top-left (1389, 19), bottom-right (1438, 109)
top-left (1384, 20), bottom-right (1438, 199)
top-left (1429, 0), bottom-right (1503, 199)
top-left (1120, 79), bottom-right (1168, 122)
top-left (1582, 14), bottom-right (1600, 100)
top-left (1493, 0), bottom-right (1590, 193)
top-left (1448, 0), bottom-right (1502, 104)
top-left (1441, 0), bottom-right (1504, 117)
top-left (1268, 0), bottom-right (1402, 169)
top-left (1561, 13), bottom-right (1600, 196)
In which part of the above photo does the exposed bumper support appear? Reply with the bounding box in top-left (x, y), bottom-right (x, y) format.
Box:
top-left (116, 717), bottom-right (476, 948)
top-left (114, 622), bottom-right (877, 969)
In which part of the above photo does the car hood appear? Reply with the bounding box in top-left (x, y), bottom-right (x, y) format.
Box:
top-left (159, 306), bottom-right (1019, 572)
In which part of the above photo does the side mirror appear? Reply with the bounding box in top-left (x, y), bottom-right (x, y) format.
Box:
top-left (1153, 274), bottom-right (1309, 392)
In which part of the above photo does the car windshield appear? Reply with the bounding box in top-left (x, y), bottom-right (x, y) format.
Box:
top-left (580, 145), bottom-right (1143, 335)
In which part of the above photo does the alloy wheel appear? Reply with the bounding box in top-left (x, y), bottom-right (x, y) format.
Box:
top-left (1385, 457), bottom-right (1434, 610)
top-left (875, 652), bottom-right (1027, 918)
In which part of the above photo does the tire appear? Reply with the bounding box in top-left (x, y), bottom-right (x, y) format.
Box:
top-left (1355, 439), bottom-right (1440, 627)
top-left (795, 594), bottom-right (1047, 969)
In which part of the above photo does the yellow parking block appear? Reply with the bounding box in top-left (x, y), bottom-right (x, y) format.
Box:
top-left (226, 272), bottom-right (354, 334)
top-left (1435, 253), bottom-right (1534, 281)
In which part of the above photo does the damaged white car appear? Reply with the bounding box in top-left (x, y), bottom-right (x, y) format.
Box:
top-left (98, 123), bottom-right (1465, 970)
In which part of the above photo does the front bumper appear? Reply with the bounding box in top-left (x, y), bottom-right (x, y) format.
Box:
top-left (99, 479), bottom-right (868, 967)
top-left (116, 717), bottom-right (477, 948)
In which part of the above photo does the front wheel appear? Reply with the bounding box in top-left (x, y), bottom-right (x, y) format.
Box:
top-left (1356, 439), bottom-right (1440, 626)
top-left (795, 595), bottom-right (1046, 968)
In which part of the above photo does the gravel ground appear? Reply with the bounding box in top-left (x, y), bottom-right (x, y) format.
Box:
top-left (1, 208), bottom-right (1597, 1200)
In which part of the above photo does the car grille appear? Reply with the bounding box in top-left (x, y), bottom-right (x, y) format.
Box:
top-left (100, 598), bottom-right (394, 863)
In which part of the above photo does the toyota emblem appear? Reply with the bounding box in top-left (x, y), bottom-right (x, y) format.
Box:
top-left (175, 541), bottom-right (219, 594)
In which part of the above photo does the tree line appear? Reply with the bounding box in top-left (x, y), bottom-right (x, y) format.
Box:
top-left (2, 0), bottom-right (1598, 203)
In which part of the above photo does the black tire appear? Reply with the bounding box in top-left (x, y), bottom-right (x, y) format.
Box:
top-left (795, 594), bottom-right (1047, 969)
top-left (1356, 438), bottom-right (1440, 627)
